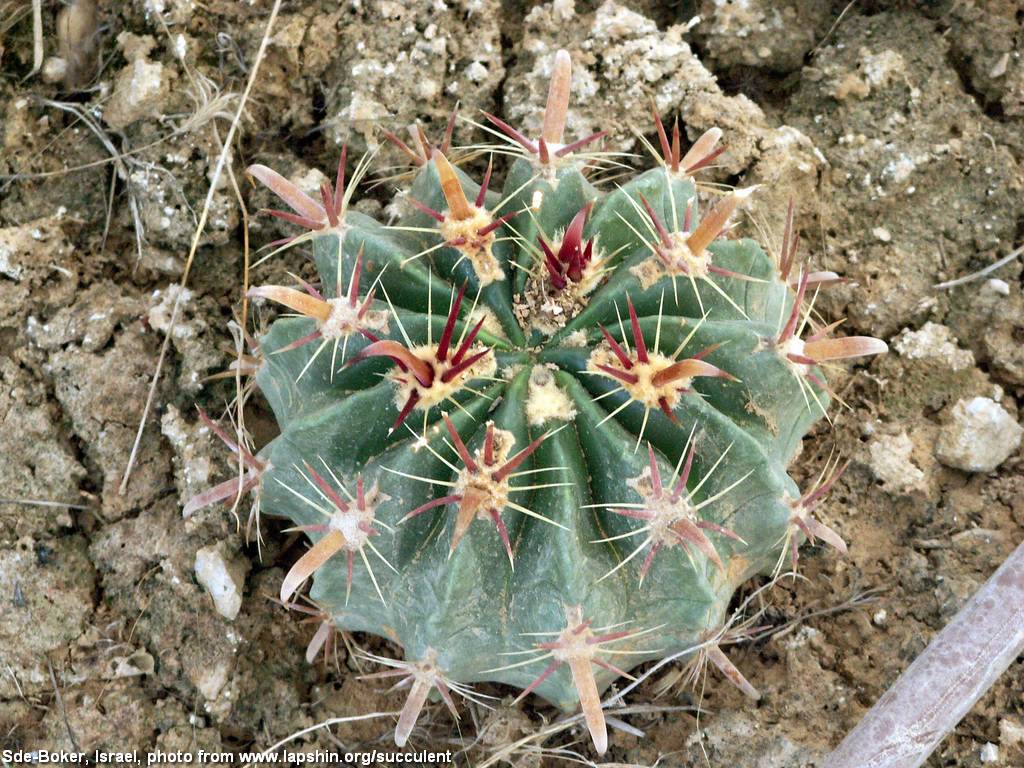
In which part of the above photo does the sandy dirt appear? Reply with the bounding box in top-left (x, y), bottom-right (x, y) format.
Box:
top-left (1, 1), bottom-right (1022, 766)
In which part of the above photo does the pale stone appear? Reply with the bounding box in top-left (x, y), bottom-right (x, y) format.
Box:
top-left (104, 57), bottom-right (166, 129)
top-left (194, 544), bottom-right (248, 620)
top-left (893, 322), bottom-right (974, 371)
top-left (984, 278), bottom-right (1010, 296)
top-left (193, 658), bottom-right (231, 701)
top-left (936, 397), bottom-right (1022, 473)
top-left (868, 431), bottom-right (925, 493)
top-left (465, 61), bottom-right (489, 83)
top-left (999, 717), bottom-right (1024, 747)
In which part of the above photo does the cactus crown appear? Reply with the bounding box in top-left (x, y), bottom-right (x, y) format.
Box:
top-left (193, 50), bottom-right (887, 753)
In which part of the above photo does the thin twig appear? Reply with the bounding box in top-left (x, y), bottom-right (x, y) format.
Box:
top-left (0, 497), bottom-right (89, 510)
top-left (160, 8), bottom-right (254, 535)
top-left (31, 98), bottom-right (147, 262)
top-left (0, 124), bottom-right (217, 187)
top-left (811, 0), bottom-right (859, 57)
top-left (239, 712), bottom-right (399, 768)
top-left (100, 164), bottom-right (117, 254)
top-left (29, 0), bottom-right (43, 77)
top-left (47, 658), bottom-right (79, 753)
top-left (215, 126), bottom-right (253, 530)
top-left (933, 243), bottom-right (1024, 289)
top-left (119, 0), bottom-right (282, 495)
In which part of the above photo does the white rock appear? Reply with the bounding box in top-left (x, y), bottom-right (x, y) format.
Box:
top-left (41, 57), bottom-right (68, 83)
top-left (868, 431), bottom-right (925, 493)
top-left (464, 61), bottom-right (489, 83)
top-left (147, 284), bottom-right (194, 338)
top-left (861, 49), bottom-right (906, 88)
top-left (980, 743), bottom-right (999, 763)
top-left (194, 544), bottom-right (248, 620)
top-left (109, 649), bottom-right (155, 678)
top-left (194, 659), bottom-right (231, 701)
top-left (551, 0), bottom-right (575, 19)
top-left (780, 625), bottom-right (820, 650)
top-left (893, 322), bottom-right (974, 371)
top-left (1000, 717), bottom-right (1024, 747)
top-left (984, 278), bottom-right (1010, 296)
top-left (292, 167), bottom-right (329, 199)
top-left (104, 58), bottom-right (166, 129)
top-left (936, 397), bottom-right (1022, 473)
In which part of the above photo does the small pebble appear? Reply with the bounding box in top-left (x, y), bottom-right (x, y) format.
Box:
top-left (990, 52), bottom-right (1010, 78)
top-left (872, 226), bottom-right (892, 242)
top-left (1000, 717), bottom-right (1024, 747)
top-left (41, 57), bottom-right (68, 83)
top-left (980, 742), bottom-right (999, 763)
top-left (195, 544), bottom-right (249, 621)
top-left (984, 278), bottom-right (1010, 296)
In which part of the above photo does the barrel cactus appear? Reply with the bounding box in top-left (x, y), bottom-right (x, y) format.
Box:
top-left (190, 49), bottom-right (887, 753)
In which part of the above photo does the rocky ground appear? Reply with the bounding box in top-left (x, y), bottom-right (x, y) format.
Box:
top-left (1, 1), bottom-right (1023, 766)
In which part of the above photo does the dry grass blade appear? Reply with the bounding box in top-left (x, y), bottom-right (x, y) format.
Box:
top-left (160, 5), bottom-right (255, 540)
top-left (29, 0), bottom-right (43, 77)
top-left (0, 497), bottom-right (89, 510)
top-left (0, 0), bottom-right (31, 41)
top-left (934, 243), bottom-right (1024, 289)
top-left (221, 160), bottom-right (255, 535)
top-left (47, 657), bottom-right (79, 752)
top-left (119, 0), bottom-right (283, 495)
top-left (30, 97), bottom-right (148, 264)
top-left (238, 712), bottom-right (399, 768)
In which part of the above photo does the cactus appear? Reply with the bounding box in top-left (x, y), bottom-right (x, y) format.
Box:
top-left (191, 49), bottom-right (888, 753)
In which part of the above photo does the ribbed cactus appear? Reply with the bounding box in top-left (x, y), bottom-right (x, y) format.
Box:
top-left (190, 49), bottom-right (887, 753)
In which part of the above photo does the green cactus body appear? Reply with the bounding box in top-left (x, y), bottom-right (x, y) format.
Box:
top-left (202, 50), bottom-right (887, 753)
